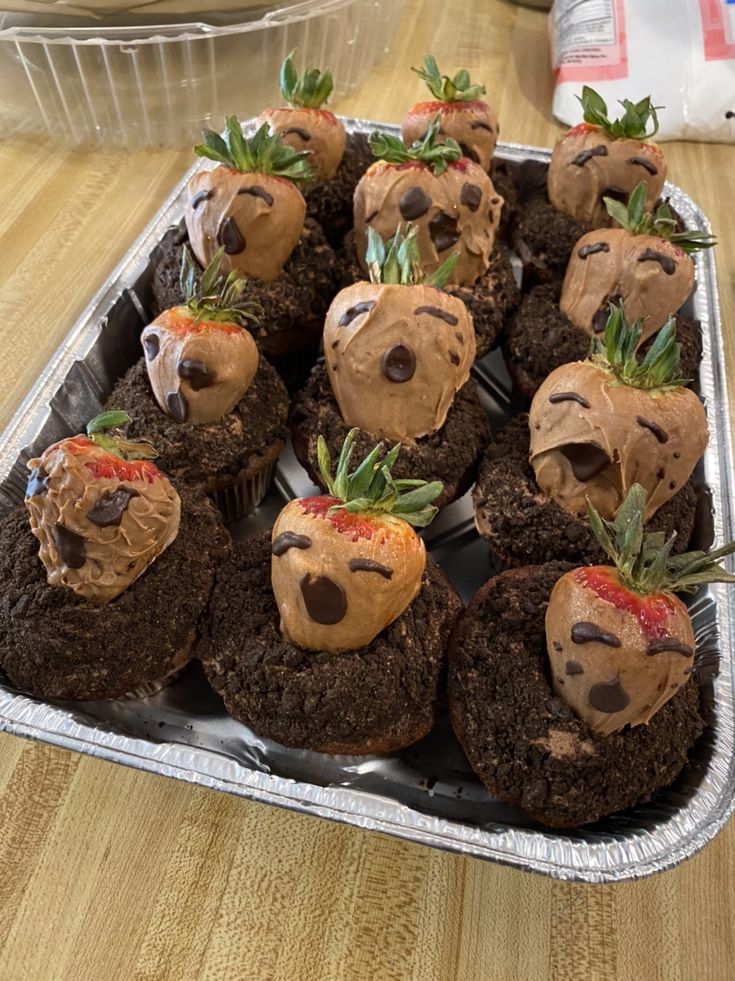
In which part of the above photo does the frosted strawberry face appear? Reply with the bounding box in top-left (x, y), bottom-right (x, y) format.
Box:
top-left (323, 281), bottom-right (475, 441)
top-left (25, 433), bottom-right (180, 604)
top-left (546, 566), bottom-right (694, 736)
top-left (548, 126), bottom-right (666, 227)
top-left (271, 497), bottom-right (426, 653)
top-left (141, 306), bottom-right (259, 425)
top-left (258, 107), bottom-right (346, 182)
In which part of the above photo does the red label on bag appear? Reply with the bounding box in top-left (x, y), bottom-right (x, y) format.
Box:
top-left (552, 0), bottom-right (628, 83)
top-left (700, 0), bottom-right (735, 60)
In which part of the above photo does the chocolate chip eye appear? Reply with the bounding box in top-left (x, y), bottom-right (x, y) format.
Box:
top-left (143, 333), bottom-right (160, 361)
top-left (399, 186), bottom-right (432, 221)
top-left (381, 344), bottom-right (416, 383)
top-left (87, 487), bottom-right (138, 528)
top-left (191, 189), bottom-right (213, 209)
top-left (460, 182), bottom-right (482, 212)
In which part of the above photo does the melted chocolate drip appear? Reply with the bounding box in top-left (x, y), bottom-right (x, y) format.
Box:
top-left (460, 182), bottom-right (482, 212)
top-left (571, 622), bottom-right (622, 647)
top-left (237, 185), bottom-right (274, 207)
top-left (399, 186), bottom-right (432, 221)
top-left (559, 443), bottom-right (610, 482)
top-left (549, 392), bottom-right (591, 408)
top-left (217, 217), bottom-right (246, 255)
top-left (282, 126), bottom-right (311, 141)
top-left (578, 242), bottom-right (610, 259)
top-left (300, 573), bottom-right (347, 624)
top-left (348, 558), bottom-right (393, 579)
top-left (572, 145), bottom-right (608, 166)
top-left (647, 638), bottom-right (694, 658)
top-left (272, 532), bottom-right (312, 556)
top-left (628, 156), bottom-right (658, 176)
top-left (166, 389), bottom-right (189, 423)
top-left (428, 211), bottom-right (460, 252)
top-left (87, 487), bottom-right (138, 528)
top-left (637, 249), bottom-right (676, 275)
top-left (588, 679), bottom-right (630, 714)
top-left (191, 189), bottom-right (213, 210)
top-left (381, 344), bottom-right (416, 383)
top-left (365, 210), bottom-right (379, 224)
top-left (54, 523), bottom-right (86, 569)
top-left (565, 660), bottom-right (584, 676)
top-left (413, 305), bottom-right (459, 325)
top-left (448, 350), bottom-right (460, 366)
top-left (339, 301), bottom-right (375, 327)
top-left (470, 120), bottom-right (493, 132)
top-left (636, 416), bottom-right (669, 443)
top-left (143, 332), bottom-right (160, 361)
top-left (26, 465), bottom-right (49, 498)
top-left (178, 359), bottom-right (214, 391)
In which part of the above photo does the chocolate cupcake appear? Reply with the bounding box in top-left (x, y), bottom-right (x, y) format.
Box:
top-left (155, 117), bottom-right (339, 388)
top-left (292, 226), bottom-right (491, 508)
top-left (198, 433), bottom-right (462, 754)
top-left (111, 248), bottom-right (289, 521)
top-left (512, 87), bottom-right (667, 287)
top-left (505, 186), bottom-right (712, 398)
top-left (0, 413), bottom-right (229, 700)
top-left (475, 307), bottom-right (706, 565)
top-left (450, 485), bottom-right (735, 827)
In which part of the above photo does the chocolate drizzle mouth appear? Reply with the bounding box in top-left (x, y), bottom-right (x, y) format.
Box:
top-left (381, 344), bottom-right (416, 383)
top-left (559, 443), bottom-right (610, 482)
top-left (217, 217), bottom-right (246, 255)
top-left (272, 532), bottom-right (312, 556)
top-left (237, 185), bottom-right (274, 207)
top-left (572, 145), bottom-right (608, 167)
top-left (86, 487), bottom-right (138, 528)
top-left (166, 389), bottom-right (189, 424)
top-left (54, 523), bottom-right (86, 569)
top-left (428, 211), bottom-right (460, 253)
top-left (588, 678), bottom-right (630, 713)
top-left (300, 573), bottom-right (347, 624)
top-left (571, 622), bottom-right (622, 648)
top-left (637, 249), bottom-right (676, 275)
top-left (178, 359), bottom-right (214, 391)
top-left (414, 305), bottom-right (459, 325)
top-left (348, 558), bottom-right (393, 579)
top-left (339, 301), bottom-right (375, 327)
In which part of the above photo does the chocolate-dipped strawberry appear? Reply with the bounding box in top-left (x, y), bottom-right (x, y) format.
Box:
top-left (529, 304), bottom-right (708, 521)
top-left (354, 116), bottom-right (503, 285)
top-left (25, 411), bottom-right (180, 604)
top-left (548, 87), bottom-right (666, 227)
top-left (402, 54), bottom-right (498, 172)
top-left (324, 225), bottom-right (475, 441)
top-left (271, 429), bottom-right (442, 653)
top-left (257, 50), bottom-right (346, 183)
top-left (546, 484), bottom-right (735, 736)
top-left (141, 247), bottom-right (261, 425)
top-left (185, 117), bottom-right (311, 281)
top-left (561, 184), bottom-right (716, 342)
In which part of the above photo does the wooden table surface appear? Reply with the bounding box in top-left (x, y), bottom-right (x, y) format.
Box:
top-left (1, 1), bottom-right (734, 977)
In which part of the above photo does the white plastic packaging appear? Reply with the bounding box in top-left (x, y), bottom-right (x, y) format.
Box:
top-left (550, 0), bottom-right (735, 143)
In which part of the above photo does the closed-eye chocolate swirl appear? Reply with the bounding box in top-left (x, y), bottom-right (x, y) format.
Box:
top-left (272, 532), bottom-right (312, 556)
top-left (571, 621), bottom-right (622, 647)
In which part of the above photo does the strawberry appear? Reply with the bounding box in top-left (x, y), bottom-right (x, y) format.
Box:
top-left (548, 86), bottom-right (667, 227)
top-left (271, 429), bottom-right (442, 652)
top-left (561, 183), bottom-right (716, 342)
top-left (546, 484), bottom-right (735, 736)
top-left (257, 50), bottom-right (346, 183)
top-left (185, 117), bottom-right (312, 282)
top-left (402, 54), bottom-right (498, 172)
top-left (323, 224), bottom-right (475, 441)
top-left (25, 411), bottom-right (180, 604)
top-left (141, 246), bottom-right (261, 425)
top-left (354, 116), bottom-right (503, 286)
top-left (529, 303), bottom-right (708, 520)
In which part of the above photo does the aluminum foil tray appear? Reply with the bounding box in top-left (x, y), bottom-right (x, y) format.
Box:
top-left (0, 120), bottom-right (732, 882)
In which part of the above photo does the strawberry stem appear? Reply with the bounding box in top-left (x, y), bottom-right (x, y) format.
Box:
top-left (578, 85), bottom-right (662, 140)
top-left (86, 412), bottom-right (158, 461)
top-left (587, 484), bottom-right (735, 594)
top-left (604, 183), bottom-right (716, 253)
top-left (365, 225), bottom-right (458, 287)
top-left (194, 118), bottom-right (312, 184)
top-left (180, 247), bottom-right (263, 328)
top-left (279, 49), bottom-right (334, 109)
top-left (369, 115), bottom-right (461, 177)
top-left (411, 54), bottom-right (486, 103)
top-left (590, 302), bottom-right (687, 390)
top-left (317, 429), bottom-right (443, 528)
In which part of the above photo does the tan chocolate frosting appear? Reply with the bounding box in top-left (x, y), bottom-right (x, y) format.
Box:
top-left (141, 307), bottom-right (259, 425)
top-left (560, 228), bottom-right (695, 343)
top-left (353, 161), bottom-right (502, 286)
top-left (258, 107), bottom-right (346, 183)
top-left (25, 438), bottom-right (180, 604)
top-left (323, 281), bottom-right (475, 441)
top-left (401, 101), bottom-right (499, 173)
top-left (529, 361), bottom-right (708, 521)
top-left (184, 166), bottom-right (306, 283)
top-left (548, 126), bottom-right (666, 227)
top-left (546, 569), bottom-right (694, 736)
top-left (271, 498), bottom-right (425, 653)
